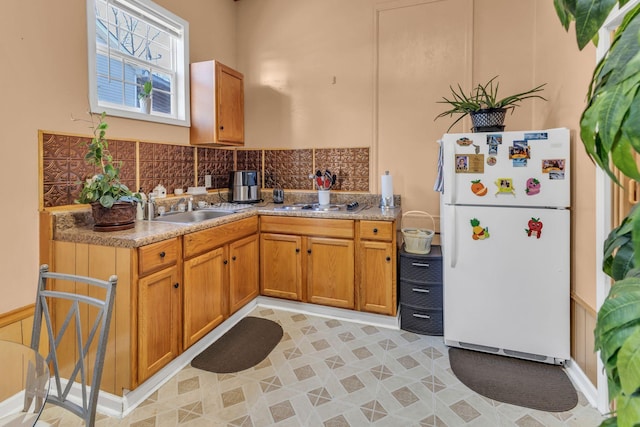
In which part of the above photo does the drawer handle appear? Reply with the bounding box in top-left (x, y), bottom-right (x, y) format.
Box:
top-left (411, 262), bottom-right (429, 267)
top-left (159, 251), bottom-right (166, 258)
top-left (412, 288), bottom-right (430, 293)
top-left (412, 313), bottom-right (430, 319)
top-left (373, 228), bottom-right (378, 233)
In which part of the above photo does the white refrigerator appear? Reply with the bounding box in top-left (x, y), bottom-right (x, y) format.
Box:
top-left (440, 128), bottom-right (570, 364)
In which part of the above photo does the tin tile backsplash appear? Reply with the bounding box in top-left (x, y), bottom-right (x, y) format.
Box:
top-left (41, 131), bottom-right (369, 208)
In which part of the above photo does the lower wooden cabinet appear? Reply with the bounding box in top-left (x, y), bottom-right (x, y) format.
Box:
top-left (358, 240), bottom-right (395, 315)
top-left (183, 247), bottom-right (226, 349)
top-left (307, 237), bottom-right (354, 309)
top-left (260, 233), bottom-right (303, 300)
top-left (357, 220), bottom-right (397, 316)
top-left (260, 216), bottom-right (357, 310)
top-left (229, 234), bottom-right (260, 314)
top-left (137, 265), bottom-right (181, 381)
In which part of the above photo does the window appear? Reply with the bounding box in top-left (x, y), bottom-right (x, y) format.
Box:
top-left (86, 0), bottom-right (190, 126)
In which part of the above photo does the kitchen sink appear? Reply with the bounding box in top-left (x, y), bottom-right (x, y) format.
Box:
top-left (152, 210), bottom-right (234, 224)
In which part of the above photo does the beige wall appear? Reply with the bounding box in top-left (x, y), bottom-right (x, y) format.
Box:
top-left (0, 0), bottom-right (236, 313)
top-left (236, 0), bottom-right (598, 379)
top-left (3, 0), bottom-right (600, 382)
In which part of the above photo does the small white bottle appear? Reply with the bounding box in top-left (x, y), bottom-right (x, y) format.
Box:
top-left (136, 188), bottom-right (147, 220)
top-left (187, 197), bottom-right (193, 212)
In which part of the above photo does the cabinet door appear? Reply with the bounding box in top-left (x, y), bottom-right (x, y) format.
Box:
top-left (183, 247), bottom-right (226, 349)
top-left (217, 63), bottom-right (244, 144)
top-left (260, 233), bottom-right (302, 300)
top-left (229, 234), bottom-right (259, 314)
top-left (138, 266), bottom-right (180, 381)
top-left (307, 237), bottom-right (354, 309)
top-left (359, 241), bottom-right (396, 315)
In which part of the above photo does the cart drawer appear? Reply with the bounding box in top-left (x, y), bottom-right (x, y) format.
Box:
top-left (400, 305), bottom-right (443, 336)
top-left (399, 281), bottom-right (442, 308)
top-left (399, 255), bottom-right (442, 283)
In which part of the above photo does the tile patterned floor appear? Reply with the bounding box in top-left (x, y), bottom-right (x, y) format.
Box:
top-left (40, 307), bottom-right (605, 426)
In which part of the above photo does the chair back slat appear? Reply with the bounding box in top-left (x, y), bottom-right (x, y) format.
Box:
top-left (30, 264), bottom-right (117, 426)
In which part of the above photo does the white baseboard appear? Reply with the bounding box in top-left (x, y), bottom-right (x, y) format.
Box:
top-left (565, 358), bottom-right (600, 412)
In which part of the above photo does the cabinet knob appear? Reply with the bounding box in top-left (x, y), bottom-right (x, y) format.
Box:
top-left (386, 256), bottom-right (391, 262)
top-left (296, 248), bottom-right (300, 253)
top-left (220, 125), bottom-right (224, 130)
top-left (232, 256), bottom-right (237, 261)
top-left (307, 249), bottom-right (312, 254)
top-left (173, 283), bottom-right (179, 289)
top-left (373, 228), bottom-right (378, 233)
top-left (159, 251), bottom-right (166, 258)
top-left (223, 259), bottom-right (228, 265)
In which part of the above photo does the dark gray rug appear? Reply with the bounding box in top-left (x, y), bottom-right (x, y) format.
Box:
top-left (191, 317), bottom-right (283, 373)
top-left (448, 348), bottom-right (578, 412)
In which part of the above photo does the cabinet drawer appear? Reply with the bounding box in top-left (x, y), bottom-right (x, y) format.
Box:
top-left (399, 281), bottom-right (442, 308)
top-left (359, 220), bottom-right (393, 241)
top-left (400, 305), bottom-right (443, 336)
top-left (261, 216), bottom-right (354, 239)
top-left (184, 216), bottom-right (258, 258)
top-left (138, 238), bottom-right (180, 277)
top-left (399, 255), bottom-right (442, 283)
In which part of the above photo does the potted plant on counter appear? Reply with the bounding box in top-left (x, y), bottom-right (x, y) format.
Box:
top-left (76, 112), bottom-right (141, 231)
top-left (138, 80), bottom-right (152, 114)
top-left (435, 76), bottom-right (546, 132)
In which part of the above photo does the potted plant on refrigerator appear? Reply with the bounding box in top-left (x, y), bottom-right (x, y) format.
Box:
top-left (555, 2), bottom-right (640, 426)
top-left (76, 112), bottom-right (141, 231)
top-left (435, 76), bottom-right (546, 132)
top-left (138, 80), bottom-right (152, 114)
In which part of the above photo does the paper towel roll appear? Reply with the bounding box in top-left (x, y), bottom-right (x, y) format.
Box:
top-left (381, 172), bottom-right (394, 207)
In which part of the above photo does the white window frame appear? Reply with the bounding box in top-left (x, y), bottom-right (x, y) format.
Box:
top-left (86, 0), bottom-right (190, 126)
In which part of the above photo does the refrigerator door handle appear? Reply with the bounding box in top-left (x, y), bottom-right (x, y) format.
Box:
top-left (450, 205), bottom-right (457, 268)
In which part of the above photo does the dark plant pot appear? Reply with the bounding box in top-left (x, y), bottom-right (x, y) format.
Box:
top-left (470, 108), bottom-right (507, 132)
top-left (91, 201), bottom-right (137, 232)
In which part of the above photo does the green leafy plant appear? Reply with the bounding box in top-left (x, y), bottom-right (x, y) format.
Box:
top-left (138, 80), bottom-right (152, 100)
top-left (555, 1), bottom-right (640, 426)
top-left (76, 112), bottom-right (140, 208)
top-left (435, 76), bottom-right (546, 131)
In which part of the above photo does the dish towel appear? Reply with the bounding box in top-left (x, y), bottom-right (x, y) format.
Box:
top-left (433, 139), bottom-right (444, 192)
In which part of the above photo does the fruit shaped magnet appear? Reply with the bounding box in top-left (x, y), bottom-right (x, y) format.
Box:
top-left (470, 218), bottom-right (489, 240)
top-left (470, 180), bottom-right (488, 196)
top-left (494, 178), bottom-right (516, 196)
top-left (525, 217), bottom-right (543, 238)
top-left (525, 178), bottom-right (541, 195)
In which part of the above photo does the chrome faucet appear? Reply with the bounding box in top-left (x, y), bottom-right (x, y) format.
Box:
top-left (171, 198), bottom-right (186, 212)
top-left (146, 194), bottom-right (156, 220)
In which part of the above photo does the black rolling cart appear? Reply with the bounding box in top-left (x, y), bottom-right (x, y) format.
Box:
top-left (399, 244), bottom-right (443, 335)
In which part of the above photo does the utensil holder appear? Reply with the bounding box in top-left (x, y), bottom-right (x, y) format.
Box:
top-left (318, 190), bottom-right (330, 206)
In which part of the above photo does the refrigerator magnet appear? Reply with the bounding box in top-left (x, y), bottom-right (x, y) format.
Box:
top-left (456, 137), bottom-right (473, 146)
top-left (509, 140), bottom-right (530, 159)
top-left (525, 217), bottom-right (543, 238)
top-left (487, 134), bottom-right (502, 145)
top-left (494, 178), bottom-right (515, 196)
top-left (456, 154), bottom-right (485, 173)
top-left (525, 178), bottom-right (541, 195)
top-left (487, 156), bottom-right (497, 166)
top-left (512, 158), bottom-right (527, 167)
top-left (524, 132), bottom-right (548, 140)
top-left (470, 180), bottom-right (488, 196)
top-left (470, 218), bottom-right (489, 240)
top-left (542, 159), bottom-right (566, 179)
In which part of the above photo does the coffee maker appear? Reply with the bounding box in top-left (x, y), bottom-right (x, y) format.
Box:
top-left (229, 170), bottom-right (260, 203)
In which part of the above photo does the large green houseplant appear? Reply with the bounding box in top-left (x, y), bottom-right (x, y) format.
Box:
top-left (555, 1), bottom-right (640, 426)
top-left (435, 76), bottom-right (546, 132)
top-left (76, 112), bottom-right (140, 231)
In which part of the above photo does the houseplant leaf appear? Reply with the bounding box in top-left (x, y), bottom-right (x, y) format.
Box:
top-left (573, 0), bottom-right (617, 49)
top-left (618, 328), bottom-right (640, 395)
top-left (616, 392), bottom-right (640, 427)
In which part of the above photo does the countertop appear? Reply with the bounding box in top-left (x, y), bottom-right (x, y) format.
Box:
top-left (51, 203), bottom-right (402, 248)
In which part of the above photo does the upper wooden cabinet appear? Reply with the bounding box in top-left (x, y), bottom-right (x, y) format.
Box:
top-left (190, 60), bottom-right (244, 146)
